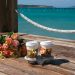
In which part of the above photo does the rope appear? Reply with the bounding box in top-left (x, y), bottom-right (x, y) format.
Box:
top-left (16, 10), bottom-right (75, 33)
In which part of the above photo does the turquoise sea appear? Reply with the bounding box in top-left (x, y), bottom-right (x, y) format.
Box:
top-left (18, 7), bottom-right (75, 40)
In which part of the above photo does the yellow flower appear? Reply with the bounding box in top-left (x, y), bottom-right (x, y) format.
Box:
top-left (11, 33), bottom-right (18, 40)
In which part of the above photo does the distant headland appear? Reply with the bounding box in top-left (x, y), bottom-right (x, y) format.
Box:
top-left (18, 5), bottom-right (55, 8)
top-left (70, 6), bottom-right (75, 8)
top-left (18, 5), bottom-right (75, 8)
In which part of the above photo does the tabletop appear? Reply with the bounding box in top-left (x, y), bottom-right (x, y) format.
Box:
top-left (0, 33), bottom-right (75, 75)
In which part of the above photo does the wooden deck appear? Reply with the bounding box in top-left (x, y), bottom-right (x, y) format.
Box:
top-left (0, 53), bottom-right (75, 75)
top-left (0, 34), bottom-right (75, 75)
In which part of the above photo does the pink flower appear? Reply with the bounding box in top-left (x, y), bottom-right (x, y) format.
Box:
top-left (12, 40), bottom-right (19, 47)
top-left (2, 43), bottom-right (8, 50)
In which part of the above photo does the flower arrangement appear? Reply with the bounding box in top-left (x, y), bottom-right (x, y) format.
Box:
top-left (0, 32), bottom-right (27, 58)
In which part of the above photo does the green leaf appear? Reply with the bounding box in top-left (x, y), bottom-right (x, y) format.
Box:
top-left (0, 35), bottom-right (6, 44)
top-left (8, 32), bottom-right (14, 36)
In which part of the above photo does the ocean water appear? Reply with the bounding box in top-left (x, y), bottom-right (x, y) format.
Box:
top-left (18, 7), bottom-right (75, 40)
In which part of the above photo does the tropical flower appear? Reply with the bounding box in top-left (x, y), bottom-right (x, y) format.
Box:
top-left (5, 37), bottom-right (13, 45)
top-left (11, 33), bottom-right (18, 40)
top-left (0, 33), bottom-right (27, 58)
top-left (2, 50), bottom-right (13, 58)
top-left (2, 43), bottom-right (8, 50)
top-left (12, 40), bottom-right (19, 47)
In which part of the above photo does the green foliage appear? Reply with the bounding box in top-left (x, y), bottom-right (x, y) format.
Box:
top-left (0, 35), bottom-right (6, 44)
top-left (8, 32), bottom-right (14, 37)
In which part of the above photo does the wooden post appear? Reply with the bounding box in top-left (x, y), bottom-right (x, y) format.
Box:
top-left (0, 0), bottom-right (18, 32)
top-left (7, 0), bottom-right (18, 32)
top-left (0, 0), bottom-right (8, 32)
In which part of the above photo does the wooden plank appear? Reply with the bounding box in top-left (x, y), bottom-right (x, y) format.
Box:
top-left (0, 58), bottom-right (75, 75)
top-left (19, 34), bottom-right (75, 48)
top-left (17, 58), bottom-right (75, 75)
top-left (35, 65), bottom-right (75, 75)
top-left (52, 45), bottom-right (75, 62)
top-left (0, 62), bottom-right (30, 75)
top-left (60, 62), bottom-right (75, 71)
top-left (0, 72), bottom-right (7, 75)
top-left (0, 58), bottom-right (61, 75)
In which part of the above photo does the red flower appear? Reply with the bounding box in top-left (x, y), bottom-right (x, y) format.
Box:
top-left (2, 50), bottom-right (13, 58)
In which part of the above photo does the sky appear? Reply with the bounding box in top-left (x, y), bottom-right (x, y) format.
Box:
top-left (18, 0), bottom-right (75, 7)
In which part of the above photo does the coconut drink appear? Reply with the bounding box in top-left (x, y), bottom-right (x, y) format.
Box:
top-left (25, 41), bottom-right (40, 62)
top-left (39, 41), bottom-right (53, 57)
